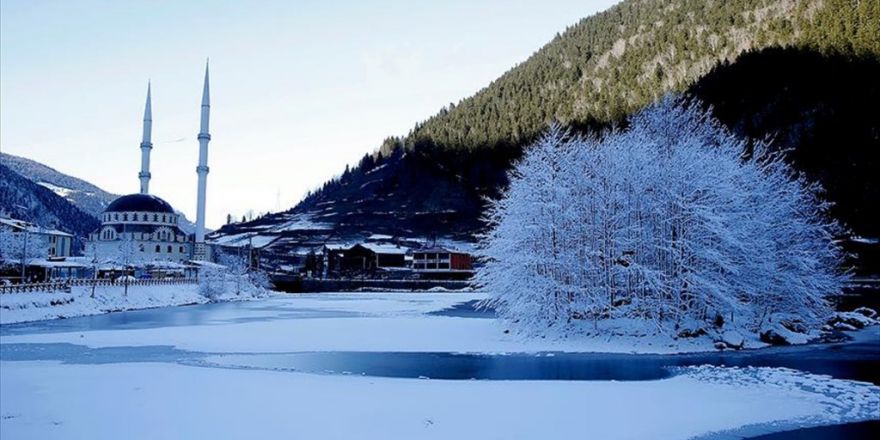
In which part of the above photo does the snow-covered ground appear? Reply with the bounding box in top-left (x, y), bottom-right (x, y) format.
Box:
top-left (2, 361), bottom-right (876, 440)
top-left (0, 283), bottom-right (266, 325)
top-left (2, 292), bottom-right (878, 439)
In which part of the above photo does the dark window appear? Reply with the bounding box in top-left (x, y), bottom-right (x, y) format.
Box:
top-left (153, 214), bottom-right (158, 222)
top-left (114, 214), bottom-right (119, 221)
top-left (438, 263), bottom-right (450, 269)
top-left (156, 245), bottom-right (161, 253)
top-left (167, 245), bottom-right (172, 253)
top-left (180, 246), bottom-right (185, 253)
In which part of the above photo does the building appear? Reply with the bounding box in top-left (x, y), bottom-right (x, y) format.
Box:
top-left (412, 246), bottom-right (473, 279)
top-left (325, 243), bottom-right (409, 275)
top-left (0, 217), bottom-right (81, 283)
top-left (87, 194), bottom-right (191, 262)
top-left (0, 217), bottom-right (73, 258)
top-left (85, 63), bottom-right (213, 264)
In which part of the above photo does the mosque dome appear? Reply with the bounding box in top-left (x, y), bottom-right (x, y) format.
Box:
top-left (105, 194), bottom-right (175, 214)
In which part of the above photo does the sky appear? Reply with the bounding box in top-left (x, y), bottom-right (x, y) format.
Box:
top-left (1, 0), bottom-right (619, 229)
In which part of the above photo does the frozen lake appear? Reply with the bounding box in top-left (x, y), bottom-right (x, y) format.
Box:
top-left (2, 293), bottom-right (878, 439)
top-left (2, 296), bottom-right (878, 383)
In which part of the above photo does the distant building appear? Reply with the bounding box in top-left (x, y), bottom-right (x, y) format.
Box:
top-left (413, 246), bottom-right (473, 279)
top-left (323, 243), bottom-right (410, 276)
top-left (0, 217), bottom-right (73, 258)
top-left (345, 243), bottom-right (407, 271)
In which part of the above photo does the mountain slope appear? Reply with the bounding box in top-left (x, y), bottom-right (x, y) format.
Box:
top-left (1, 153), bottom-right (117, 219)
top-left (0, 163), bottom-right (99, 237)
top-left (0, 153), bottom-right (198, 234)
top-left (407, 0), bottom-right (878, 151)
top-left (213, 0), bottom-right (879, 255)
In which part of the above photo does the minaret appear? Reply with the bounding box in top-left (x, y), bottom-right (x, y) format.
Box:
top-left (194, 61), bottom-right (211, 257)
top-left (138, 82), bottom-right (153, 194)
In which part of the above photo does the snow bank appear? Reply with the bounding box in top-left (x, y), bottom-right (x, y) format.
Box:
top-left (0, 283), bottom-right (267, 325)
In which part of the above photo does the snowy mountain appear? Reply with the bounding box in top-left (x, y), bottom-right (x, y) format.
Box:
top-left (1, 153), bottom-right (117, 219)
top-left (211, 0), bottom-right (878, 269)
top-left (0, 163), bottom-right (99, 237)
top-left (0, 153), bottom-right (197, 234)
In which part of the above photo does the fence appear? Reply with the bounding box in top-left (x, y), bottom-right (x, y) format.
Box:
top-left (271, 275), bottom-right (471, 293)
top-left (0, 277), bottom-right (198, 294)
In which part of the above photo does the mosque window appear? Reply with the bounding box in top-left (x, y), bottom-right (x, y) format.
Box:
top-left (123, 214), bottom-right (128, 221)
top-left (114, 214), bottom-right (119, 221)
top-left (180, 246), bottom-right (185, 253)
top-left (167, 245), bottom-right (172, 253)
top-left (153, 214), bottom-right (158, 222)
top-left (156, 245), bottom-right (161, 253)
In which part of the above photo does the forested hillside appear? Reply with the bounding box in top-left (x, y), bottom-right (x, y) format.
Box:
top-left (0, 163), bottom-right (99, 237)
top-left (214, 0), bottom-right (879, 260)
top-left (405, 0), bottom-right (878, 151)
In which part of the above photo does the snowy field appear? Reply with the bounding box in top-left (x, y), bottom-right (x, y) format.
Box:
top-left (1, 292), bottom-right (879, 439)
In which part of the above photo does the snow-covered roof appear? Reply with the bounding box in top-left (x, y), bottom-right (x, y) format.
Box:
top-left (414, 246), bottom-right (470, 255)
top-left (0, 217), bottom-right (73, 237)
top-left (359, 243), bottom-right (408, 255)
top-left (366, 234), bottom-right (393, 241)
top-left (141, 260), bottom-right (190, 269)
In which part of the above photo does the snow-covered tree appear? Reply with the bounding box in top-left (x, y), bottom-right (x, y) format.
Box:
top-left (0, 228), bottom-right (50, 280)
top-left (199, 249), bottom-right (268, 301)
top-left (478, 97), bottom-right (848, 338)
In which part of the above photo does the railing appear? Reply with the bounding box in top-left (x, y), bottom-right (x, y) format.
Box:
top-left (0, 278), bottom-right (198, 294)
top-left (0, 281), bottom-right (71, 294)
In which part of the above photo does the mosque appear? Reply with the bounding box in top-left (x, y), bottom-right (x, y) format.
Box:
top-left (87, 63), bottom-right (213, 263)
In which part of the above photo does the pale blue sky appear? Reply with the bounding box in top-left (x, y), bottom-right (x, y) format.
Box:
top-left (1, 0), bottom-right (618, 228)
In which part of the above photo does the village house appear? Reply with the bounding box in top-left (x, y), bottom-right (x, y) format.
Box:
top-left (412, 246), bottom-right (474, 279)
top-left (0, 217), bottom-right (74, 258)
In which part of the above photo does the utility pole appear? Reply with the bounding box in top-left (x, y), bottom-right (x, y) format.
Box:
top-left (20, 230), bottom-right (28, 282)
